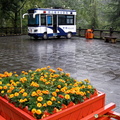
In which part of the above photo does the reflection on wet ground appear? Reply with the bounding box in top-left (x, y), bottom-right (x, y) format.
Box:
top-left (0, 35), bottom-right (120, 112)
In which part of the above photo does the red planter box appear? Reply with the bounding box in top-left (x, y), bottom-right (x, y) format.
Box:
top-left (0, 91), bottom-right (105, 120)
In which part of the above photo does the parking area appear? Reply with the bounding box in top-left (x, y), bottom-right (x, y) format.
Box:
top-left (0, 35), bottom-right (120, 112)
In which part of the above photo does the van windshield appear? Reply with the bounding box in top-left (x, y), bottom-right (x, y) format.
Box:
top-left (28, 14), bottom-right (39, 26)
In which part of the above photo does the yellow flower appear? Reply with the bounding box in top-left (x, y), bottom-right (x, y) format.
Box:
top-left (84, 79), bottom-right (90, 83)
top-left (28, 70), bottom-right (32, 72)
top-left (14, 92), bottom-right (19, 96)
top-left (1, 90), bottom-right (4, 94)
top-left (55, 89), bottom-right (60, 92)
top-left (88, 85), bottom-right (92, 89)
top-left (15, 74), bottom-right (18, 77)
top-left (9, 94), bottom-right (14, 98)
top-left (43, 79), bottom-right (47, 82)
top-left (22, 92), bottom-right (28, 97)
top-left (61, 87), bottom-right (66, 92)
top-left (36, 109), bottom-right (42, 115)
top-left (19, 77), bottom-right (27, 83)
top-left (51, 97), bottom-right (56, 101)
top-left (78, 91), bottom-right (85, 96)
top-left (45, 82), bottom-right (50, 85)
top-left (81, 85), bottom-right (85, 89)
top-left (37, 97), bottom-right (43, 102)
top-left (31, 91), bottom-right (37, 96)
top-left (0, 86), bottom-right (3, 89)
top-left (65, 94), bottom-right (70, 99)
top-left (31, 108), bottom-right (36, 114)
top-left (87, 91), bottom-right (90, 93)
top-left (0, 81), bottom-right (2, 85)
top-left (10, 86), bottom-right (15, 90)
top-left (47, 101), bottom-right (52, 106)
top-left (19, 98), bottom-right (27, 103)
top-left (19, 89), bottom-right (25, 93)
top-left (36, 89), bottom-right (42, 94)
top-left (37, 103), bottom-right (42, 107)
top-left (19, 99), bottom-right (24, 103)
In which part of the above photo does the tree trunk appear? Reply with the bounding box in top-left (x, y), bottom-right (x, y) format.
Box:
top-left (14, 12), bottom-right (18, 34)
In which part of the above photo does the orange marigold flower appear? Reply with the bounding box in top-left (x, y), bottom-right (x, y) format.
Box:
top-left (52, 92), bottom-right (57, 97)
top-left (58, 94), bottom-right (64, 98)
top-left (47, 101), bottom-right (52, 106)
top-left (47, 66), bottom-right (51, 68)
top-left (0, 86), bottom-right (3, 89)
top-left (57, 68), bottom-right (63, 71)
top-left (7, 90), bottom-right (12, 93)
top-left (66, 73), bottom-right (70, 77)
top-left (57, 85), bottom-right (61, 89)
top-left (3, 86), bottom-right (7, 89)
top-left (42, 90), bottom-right (49, 94)
top-left (43, 103), bottom-right (47, 107)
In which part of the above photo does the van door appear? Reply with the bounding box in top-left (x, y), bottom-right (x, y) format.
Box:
top-left (53, 15), bottom-right (58, 36)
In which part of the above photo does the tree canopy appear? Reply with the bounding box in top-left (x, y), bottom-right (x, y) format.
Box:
top-left (0, 0), bottom-right (120, 30)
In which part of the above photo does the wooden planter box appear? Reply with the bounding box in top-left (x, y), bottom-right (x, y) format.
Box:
top-left (0, 91), bottom-right (107, 120)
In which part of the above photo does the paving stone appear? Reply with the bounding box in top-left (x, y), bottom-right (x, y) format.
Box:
top-left (0, 35), bottom-right (120, 112)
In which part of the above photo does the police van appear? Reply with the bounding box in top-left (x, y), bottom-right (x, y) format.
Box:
top-left (23, 8), bottom-right (76, 39)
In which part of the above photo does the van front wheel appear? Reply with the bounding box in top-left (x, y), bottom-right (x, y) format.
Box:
top-left (66, 32), bottom-right (72, 39)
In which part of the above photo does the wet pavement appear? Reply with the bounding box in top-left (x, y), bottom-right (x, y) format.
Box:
top-left (0, 35), bottom-right (120, 113)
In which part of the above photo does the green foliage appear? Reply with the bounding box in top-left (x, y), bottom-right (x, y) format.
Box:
top-left (107, 0), bottom-right (120, 30)
top-left (0, 0), bottom-right (120, 30)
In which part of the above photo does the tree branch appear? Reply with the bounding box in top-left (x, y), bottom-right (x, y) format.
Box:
top-left (17, 0), bottom-right (27, 12)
